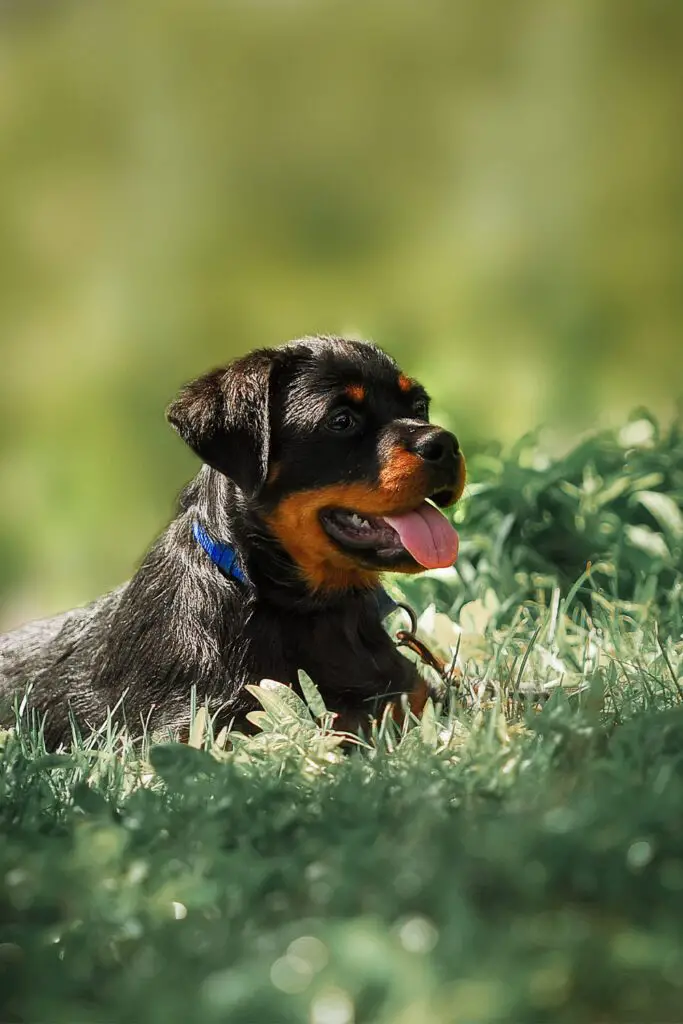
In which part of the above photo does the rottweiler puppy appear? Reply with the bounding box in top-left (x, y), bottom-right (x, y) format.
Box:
top-left (0, 336), bottom-right (465, 746)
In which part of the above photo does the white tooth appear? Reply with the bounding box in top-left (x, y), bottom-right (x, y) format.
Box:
top-left (350, 513), bottom-right (365, 528)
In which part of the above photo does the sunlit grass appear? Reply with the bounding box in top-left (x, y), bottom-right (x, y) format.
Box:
top-left (2, 413), bottom-right (683, 1023)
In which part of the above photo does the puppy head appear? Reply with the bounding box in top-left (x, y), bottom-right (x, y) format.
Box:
top-left (168, 337), bottom-right (466, 592)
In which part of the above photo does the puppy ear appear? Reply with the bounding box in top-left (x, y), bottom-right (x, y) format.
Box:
top-left (166, 349), bottom-right (278, 496)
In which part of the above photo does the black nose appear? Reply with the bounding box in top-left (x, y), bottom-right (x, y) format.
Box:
top-left (412, 428), bottom-right (459, 466)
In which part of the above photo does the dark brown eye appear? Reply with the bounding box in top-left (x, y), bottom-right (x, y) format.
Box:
top-left (413, 397), bottom-right (429, 420)
top-left (325, 407), bottom-right (358, 433)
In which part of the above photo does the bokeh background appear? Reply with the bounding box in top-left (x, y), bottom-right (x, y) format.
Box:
top-left (0, 0), bottom-right (681, 625)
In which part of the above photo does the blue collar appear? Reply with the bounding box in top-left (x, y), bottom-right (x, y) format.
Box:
top-left (192, 520), bottom-right (396, 619)
top-left (192, 521), bottom-right (246, 583)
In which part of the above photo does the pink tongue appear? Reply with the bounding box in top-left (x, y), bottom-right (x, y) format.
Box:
top-left (382, 501), bottom-right (459, 569)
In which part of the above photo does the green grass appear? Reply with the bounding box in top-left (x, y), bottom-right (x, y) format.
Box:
top-left (2, 411), bottom-right (683, 1024)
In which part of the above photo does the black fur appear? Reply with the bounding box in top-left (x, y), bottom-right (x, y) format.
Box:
top-left (0, 336), bottom-right (463, 746)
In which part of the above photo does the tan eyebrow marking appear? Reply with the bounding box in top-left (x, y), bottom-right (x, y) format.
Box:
top-left (344, 383), bottom-right (366, 402)
top-left (398, 374), bottom-right (414, 393)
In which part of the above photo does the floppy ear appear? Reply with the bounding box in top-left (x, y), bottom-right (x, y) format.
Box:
top-left (166, 348), bottom-right (278, 496)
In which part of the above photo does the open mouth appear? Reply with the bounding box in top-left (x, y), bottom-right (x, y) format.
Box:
top-left (319, 496), bottom-right (460, 570)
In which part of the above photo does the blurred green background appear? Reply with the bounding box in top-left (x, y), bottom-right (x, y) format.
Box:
top-left (0, 0), bottom-right (681, 625)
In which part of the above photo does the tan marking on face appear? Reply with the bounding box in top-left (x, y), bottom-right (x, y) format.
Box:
top-left (263, 447), bottom-right (431, 592)
top-left (378, 448), bottom-right (424, 496)
top-left (398, 374), bottom-right (414, 393)
top-left (344, 383), bottom-right (366, 403)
